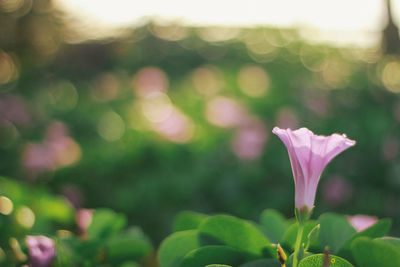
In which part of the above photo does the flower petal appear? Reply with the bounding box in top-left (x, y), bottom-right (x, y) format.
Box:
top-left (272, 127), bottom-right (355, 211)
top-left (26, 236), bottom-right (56, 267)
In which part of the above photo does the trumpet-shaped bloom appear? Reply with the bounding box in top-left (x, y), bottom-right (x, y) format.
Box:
top-left (26, 236), bottom-right (56, 267)
top-left (272, 127), bottom-right (355, 212)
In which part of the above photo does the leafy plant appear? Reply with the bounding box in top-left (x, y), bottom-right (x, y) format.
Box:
top-left (159, 209), bottom-right (399, 267)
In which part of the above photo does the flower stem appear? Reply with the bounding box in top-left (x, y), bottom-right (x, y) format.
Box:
top-left (293, 223), bottom-right (304, 267)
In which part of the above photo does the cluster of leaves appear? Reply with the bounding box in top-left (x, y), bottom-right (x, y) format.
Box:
top-left (0, 177), bottom-right (152, 266)
top-left (159, 210), bottom-right (400, 267)
top-left (0, 176), bottom-right (74, 265)
top-left (56, 209), bottom-right (153, 266)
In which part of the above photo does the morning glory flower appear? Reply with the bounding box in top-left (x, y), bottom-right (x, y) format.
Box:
top-left (272, 127), bottom-right (356, 214)
top-left (26, 235), bottom-right (56, 267)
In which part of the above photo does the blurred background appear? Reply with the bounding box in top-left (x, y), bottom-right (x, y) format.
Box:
top-left (1, 0), bottom-right (400, 247)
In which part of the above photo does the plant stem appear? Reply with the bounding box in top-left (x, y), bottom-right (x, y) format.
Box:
top-left (293, 223), bottom-right (304, 267)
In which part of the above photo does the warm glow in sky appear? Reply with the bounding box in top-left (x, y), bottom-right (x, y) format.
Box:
top-left (55, 0), bottom-right (400, 46)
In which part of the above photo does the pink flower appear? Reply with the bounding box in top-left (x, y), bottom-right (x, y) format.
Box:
top-left (76, 209), bottom-right (94, 237)
top-left (347, 215), bottom-right (378, 232)
top-left (322, 175), bottom-right (353, 206)
top-left (272, 127), bottom-right (355, 212)
top-left (26, 236), bottom-right (56, 267)
top-left (232, 118), bottom-right (268, 160)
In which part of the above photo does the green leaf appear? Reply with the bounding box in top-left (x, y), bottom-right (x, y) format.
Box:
top-left (318, 213), bottom-right (356, 253)
top-left (38, 196), bottom-right (74, 223)
top-left (54, 236), bottom-right (83, 266)
top-left (205, 265), bottom-right (232, 267)
top-left (180, 245), bottom-right (245, 267)
top-left (351, 237), bottom-right (400, 267)
top-left (306, 224), bottom-right (320, 250)
top-left (379, 237), bottom-right (400, 249)
top-left (239, 259), bottom-right (281, 267)
top-left (198, 215), bottom-right (270, 260)
top-left (281, 220), bottom-right (318, 252)
top-left (173, 211), bottom-right (209, 232)
top-left (298, 254), bottom-right (353, 267)
top-left (120, 262), bottom-right (141, 267)
top-left (0, 177), bottom-right (23, 201)
top-left (261, 244), bottom-right (279, 259)
top-left (105, 232), bottom-right (152, 262)
top-left (55, 234), bottom-right (104, 265)
top-left (259, 209), bottom-right (289, 243)
top-left (158, 230), bottom-right (200, 267)
top-left (338, 218), bottom-right (391, 261)
top-left (87, 209), bottom-right (127, 240)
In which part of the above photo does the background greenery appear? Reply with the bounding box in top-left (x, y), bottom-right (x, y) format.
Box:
top-left (1, 0), bottom-right (400, 265)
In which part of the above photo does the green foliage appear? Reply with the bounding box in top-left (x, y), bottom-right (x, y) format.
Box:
top-left (0, 176), bottom-right (75, 231)
top-left (338, 218), bottom-right (392, 262)
top-left (52, 209), bottom-right (152, 266)
top-left (2, 13), bottom-right (400, 264)
top-left (298, 254), bottom-right (353, 267)
top-left (281, 220), bottom-right (318, 251)
top-left (87, 209), bottom-right (127, 240)
top-left (120, 262), bottom-right (141, 267)
top-left (180, 245), bottom-right (245, 267)
top-left (105, 231), bottom-right (152, 261)
top-left (351, 237), bottom-right (400, 267)
top-left (159, 213), bottom-right (281, 267)
top-left (2, 172), bottom-right (398, 266)
top-left (380, 237), bottom-right (400, 249)
top-left (238, 259), bottom-right (281, 267)
top-left (198, 215), bottom-right (270, 260)
top-left (318, 213), bottom-right (356, 253)
top-left (260, 209), bottom-right (289, 243)
top-left (158, 230), bottom-right (201, 267)
top-left (160, 210), bottom-right (399, 267)
top-left (306, 224), bottom-right (320, 250)
top-left (173, 211), bottom-right (209, 232)
top-left (38, 196), bottom-right (74, 224)
top-left (2, 23), bottom-right (400, 247)
top-left (58, 228), bottom-right (152, 266)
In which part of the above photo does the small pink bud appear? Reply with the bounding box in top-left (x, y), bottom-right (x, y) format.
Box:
top-left (25, 236), bottom-right (55, 267)
top-left (347, 215), bottom-right (378, 232)
top-left (76, 209), bottom-right (94, 236)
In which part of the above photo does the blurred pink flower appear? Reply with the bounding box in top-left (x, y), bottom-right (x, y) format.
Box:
top-left (0, 95), bottom-right (30, 126)
top-left (205, 97), bottom-right (247, 128)
top-left (322, 175), bottom-right (353, 206)
top-left (62, 185), bottom-right (84, 209)
top-left (232, 119), bottom-right (268, 160)
top-left (272, 127), bottom-right (355, 212)
top-left (347, 215), bottom-right (378, 232)
top-left (26, 236), bottom-right (56, 267)
top-left (275, 107), bottom-right (299, 130)
top-left (381, 137), bottom-right (399, 161)
top-left (302, 89), bottom-right (329, 117)
top-left (76, 209), bottom-right (94, 237)
top-left (22, 143), bottom-right (55, 174)
top-left (132, 67), bottom-right (168, 98)
top-left (45, 122), bottom-right (68, 142)
top-left (22, 122), bottom-right (81, 177)
top-left (152, 107), bottom-right (194, 143)
top-left (90, 73), bottom-right (119, 102)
